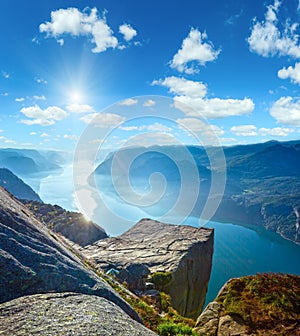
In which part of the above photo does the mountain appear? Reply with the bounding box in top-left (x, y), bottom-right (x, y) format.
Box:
top-left (93, 141), bottom-right (300, 243)
top-left (195, 273), bottom-right (300, 335)
top-left (0, 148), bottom-right (67, 176)
top-left (0, 168), bottom-right (42, 202)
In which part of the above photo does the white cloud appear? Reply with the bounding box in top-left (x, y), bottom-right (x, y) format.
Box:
top-left (91, 19), bottom-right (118, 53)
top-left (125, 133), bottom-right (178, 147)
top-left (119, 23), bottom-right (137, 41)
top-left (153, 76), bottom-right (254, 119)
top-left (270, 96), bottom-right (300, 125)
top-left (66, 103), bottom-right (95, 113)
top-left (170, 28), bottom-right (220, 74)
top-left (41, 132), bottom-right (50, 137)
top-left (36, 78), bottom-right (48, 84)
top-left (174, 95), bottom-right (254, 119)
top-left (15, 97), bottom-right (25, 102)
top-left (80, 112), bottom-right (125, 127)
top-left (259, 127), bottom-right (294, 136)
top-left (1, 92), bottom-right (8, 97)
top-left (278, 62), bottom-right (300, 85)
top-left (177, 118), bottom-right (224, 137)
top-left (64, 134), bottom-right (79, 140)
top-left (152, 76), bottom-right (207, 98)
top-left (231, 124), bottom-right (295, 137)
top-left (30, 132), bottom-right (37, 135)
top-left (2, 71), bottom-right (10, 79)
top-left (33, 95), bottom-right (46, 100)
top-left (118, 98), bottom-right (138, 106)
top-left (143, 99), bottom-right (156, 107)
top-left (230, 125), bottom-right (258, 136)
top-left (20, 105), bottom-right (68, 126)
top-left (248, 0), bottom-right (300, 58)
top-left (39, 7), bottom-right (136, 53)
top-left (147, 122), bottom-right (172, 132)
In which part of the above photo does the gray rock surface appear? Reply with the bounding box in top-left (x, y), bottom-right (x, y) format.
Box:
top-left (0, 292), bottom-right (157, 336)
top-left (0, 186), bottom-right (140, 322)
top-left (82, 218), bottom-right (214, 319)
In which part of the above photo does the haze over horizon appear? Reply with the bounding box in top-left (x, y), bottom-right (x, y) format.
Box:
top-left (1, 0), bottom-right (300, 152)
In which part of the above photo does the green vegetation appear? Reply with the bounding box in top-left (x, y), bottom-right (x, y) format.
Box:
top-left (157, 322), bottom-right (198, 336)
top-left (150, 271), bottom-right (172, 292)
top-left (217, 273), bottom-right (300, 334)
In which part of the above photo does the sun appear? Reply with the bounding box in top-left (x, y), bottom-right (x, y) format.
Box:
top-left (70, 90), bottom-right (82, 103)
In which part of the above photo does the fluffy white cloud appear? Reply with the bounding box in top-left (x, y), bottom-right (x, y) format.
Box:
top-left (174, 96), bottom-right (254, 119)
top-left (41, 133), bottom-right (50, 138)
top-left (270, 96), bottom-right (300, 125)
top-left (118, 98), bottom-right (138, 106)
top-left (20, 105), bottom-right (68, 126)
top-left (248, 0), bottom-right (300, 58)
top-left (33, 95), bottom-right (46, 100)
top-left (278, 62), bottom-right (300, 85)
top-left (119, 24), bottom-right (137, 41)
top-left (177, 118), bottom-right (224, 137)
top-left (39, 7), bottom-right (136, 53)
top-left (80, 112), bottom-right (125, 127)
top-left (147, 122), bottom-right (172, 132)
top-left (170, 28), bottom-right (220, 74)
top-left (91, 20), bottom-right (118, 52)
top-left (230, 125), bottom-right (258, 136)
top-left (64, 134), bottom-right (79, 140)
top-left (153, 76), bottom-right (254, 119)
top-left (259, 127), bottom-right (294, 136)
top-left (15, 97), bottom-right (25, 102)
top-left (152, 76), bottom-right (207, 98)
top-left (66, 103), bottom-right (95, 113)
top-left (143, 99), bottom-right (156, 107)
top-left (125, 133), bottom-right (178, 147)
top-left (231, 124), bottom-right (294, 137)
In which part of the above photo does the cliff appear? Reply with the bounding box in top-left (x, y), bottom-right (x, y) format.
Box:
top-left (0, 186), bottom-right (142, 323)
top-left (0, 293), bottom-right (157, 336)
top-left (195, 273), bottom-right (300, 335)
top-left (81, 218), bottom-right (214, 319)
top-left (22, 200), bottom-right (108, 247)
top-left (0, 168), bottom-right (42, 202)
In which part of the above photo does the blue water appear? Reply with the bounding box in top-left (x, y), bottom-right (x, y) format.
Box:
top-left (24, 164), bottom-right (300, 308)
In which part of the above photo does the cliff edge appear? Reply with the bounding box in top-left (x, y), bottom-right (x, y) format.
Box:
top-left (81, 218), bottom-right (214, 319)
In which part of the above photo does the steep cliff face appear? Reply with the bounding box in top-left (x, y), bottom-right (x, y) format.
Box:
top-left (0, 186), bottom-right (140, 322)
top-left (0, 293), bottom-right (157, 336)
top-left (0, 168), bottom-right (42, 202)
top-left (81, 218), bottom-right (214, 319)
top-left (195, 273), bottom-right (300, 336)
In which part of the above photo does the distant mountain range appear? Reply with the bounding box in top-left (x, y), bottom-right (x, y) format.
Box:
top-left (0, 148), bottom-right (69, 177)
top-left (94, 140), bottom-right (300, 244)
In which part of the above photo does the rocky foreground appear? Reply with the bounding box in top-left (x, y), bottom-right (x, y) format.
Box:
top-left (81, 218), bottom-right (214, 319)
top-left (0, 293), bottom-right (156, 336)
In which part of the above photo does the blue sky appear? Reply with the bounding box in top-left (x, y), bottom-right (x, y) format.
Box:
top-left (1, 0), bottom-right (300, 151)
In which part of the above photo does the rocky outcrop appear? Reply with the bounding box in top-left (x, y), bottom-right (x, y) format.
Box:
top-left (0, 292), bottom-right (157, 336)
top-left (195, 273), bottom-right (300, 335)
top-left (0, 168), bottom-right (42, 202)
top-left (81, 218), bottom-right (214, 319)
top-left (22, 200), bottom-right (108, 247)
top-left (0, 186), bottom-right (140, 322)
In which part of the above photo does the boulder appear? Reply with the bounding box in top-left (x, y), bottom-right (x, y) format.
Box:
top-left (81, 218), bottom-right (214, 319)
top-left (0, 186), bottom-right (140, 322)
top-left (0, 292), bottom-right (157, 336)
